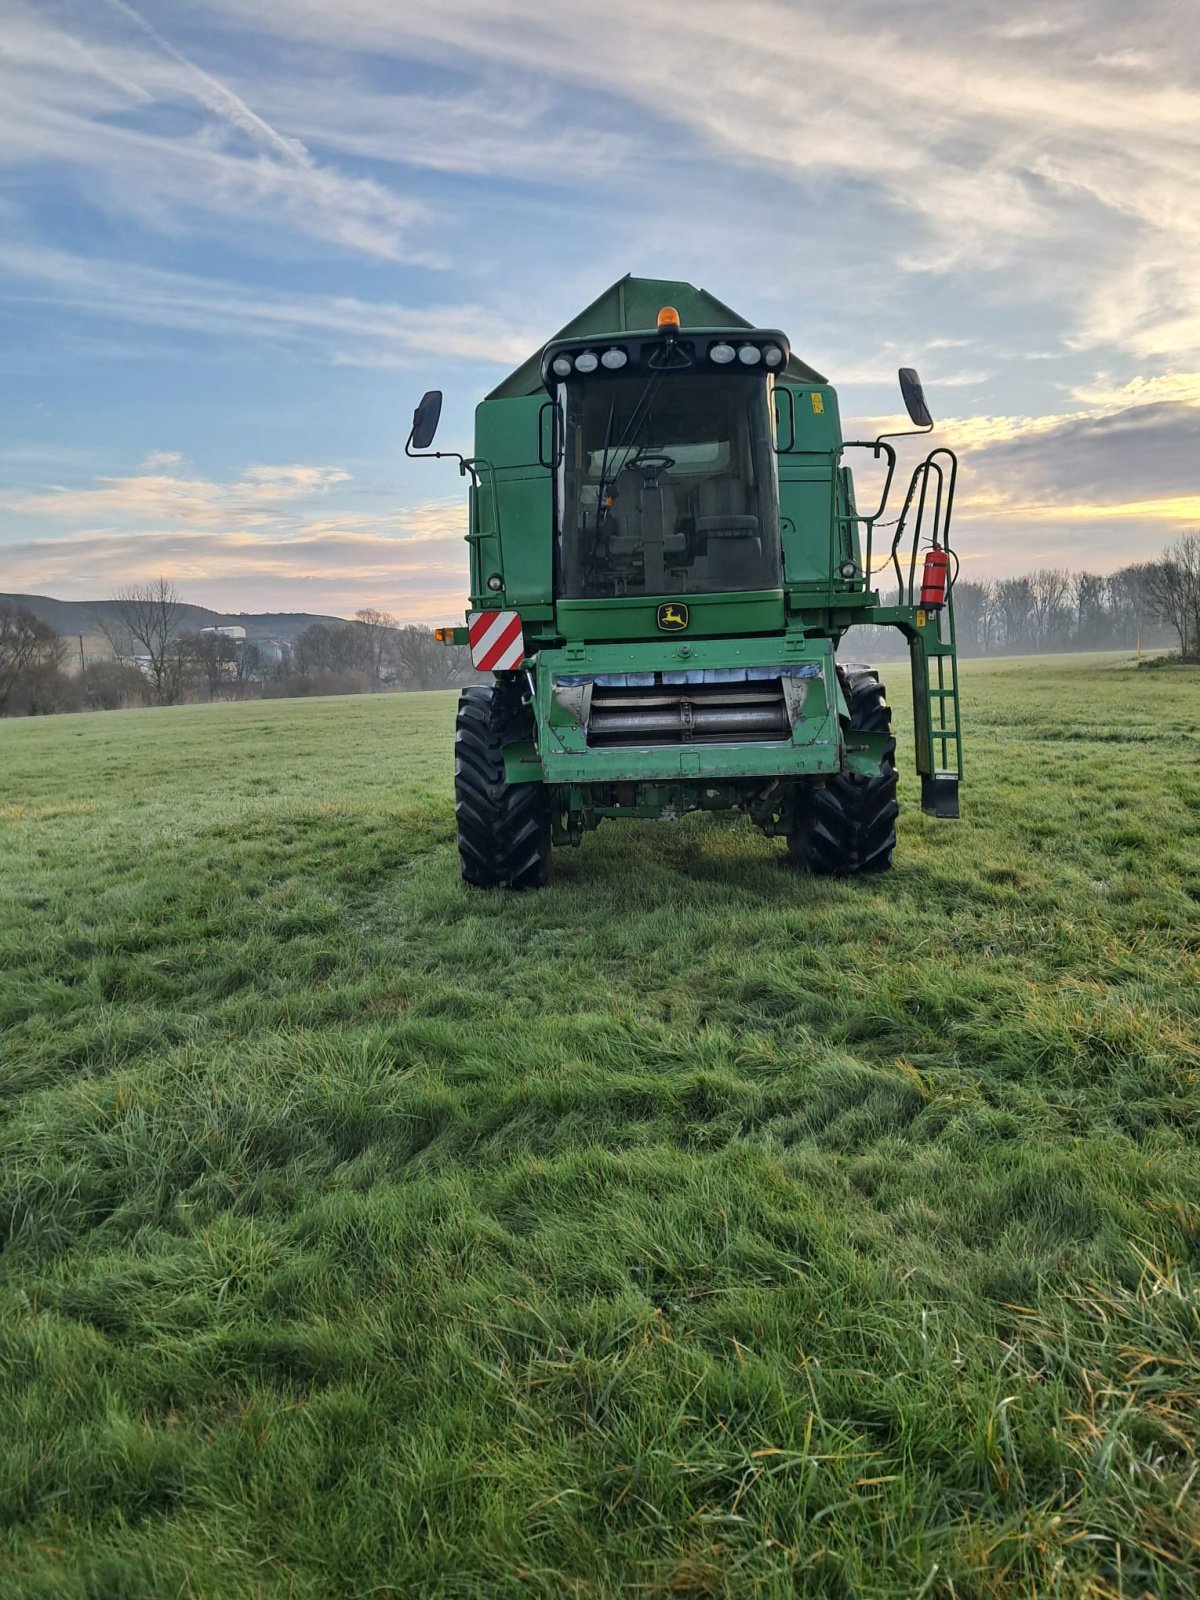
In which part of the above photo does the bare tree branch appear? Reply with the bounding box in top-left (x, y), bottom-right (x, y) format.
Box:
top-left (1145, 533), bottom-right (1200, 660)
top-left (0, 605), bottom-right (67, 714)
top-left (107, 578), bottom-right (188, 705)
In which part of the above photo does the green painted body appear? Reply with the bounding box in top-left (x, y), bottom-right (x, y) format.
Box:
top-left (448, 275), bottom-right (962, 833)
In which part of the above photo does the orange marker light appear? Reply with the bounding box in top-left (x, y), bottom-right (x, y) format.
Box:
top-left (656, 306), bottom-right (681, 329)
top-left (434, 627), bottom-right (451, 643)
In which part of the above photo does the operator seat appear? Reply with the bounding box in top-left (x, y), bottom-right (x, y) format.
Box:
top-left (610, 466), bottom-right (686, 592)
top-left (694, 475), bottom-right (762, 587)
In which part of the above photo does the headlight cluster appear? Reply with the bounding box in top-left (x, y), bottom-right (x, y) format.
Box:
top-left (551, 347), bottom-right (628, 377)
top-left (709, 341), bottom-right (784, 368)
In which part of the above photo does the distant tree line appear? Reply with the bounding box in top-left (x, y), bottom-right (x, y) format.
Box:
top-left (853, 537), bottom-right (1200, 662)
top-left (279, 608), bottom-right (470, 697)
top-left (2, 539), bottom-right (1196, 717)
top-left (0, 580), bottom-right (477, 716)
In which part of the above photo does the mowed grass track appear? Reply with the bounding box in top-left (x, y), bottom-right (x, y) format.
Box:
top-left (1, 657), bottom-right (1198, 1600)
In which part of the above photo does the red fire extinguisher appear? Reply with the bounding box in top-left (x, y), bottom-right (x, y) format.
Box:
top-left (920, 546), bottom-right (949, 609)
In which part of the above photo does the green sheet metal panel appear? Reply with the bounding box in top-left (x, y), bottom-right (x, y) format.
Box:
top-left (777, 383), bottom-right (846, 590)
top-left (555, 589), bottom-right (785, 643)
top-left (472, 394), bottom-right (553, 609)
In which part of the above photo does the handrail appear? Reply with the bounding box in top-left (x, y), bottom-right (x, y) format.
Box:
top-left (830, 440), bottom-right (898, 596)
top-left (461, 456), bottom-right (505, 591)
top-left (889, 446), bottom-right (958, 606)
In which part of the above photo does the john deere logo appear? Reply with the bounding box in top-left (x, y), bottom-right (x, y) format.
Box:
top-left (657, 602), bottom-right (689, 632)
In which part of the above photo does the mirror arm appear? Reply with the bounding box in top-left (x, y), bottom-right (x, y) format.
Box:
top-left (405, 431), bottom-right (475, 480)
top-left (874, 419), bottom-right (934, 447)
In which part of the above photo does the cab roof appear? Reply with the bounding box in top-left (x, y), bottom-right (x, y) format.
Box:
top-left (486, 274), bottom-right (826, 399)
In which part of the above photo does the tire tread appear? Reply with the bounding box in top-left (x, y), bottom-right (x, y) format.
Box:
top-left (454, 683), bottom-right (551, 890)
top-left (790, 665), bottom-right (898, 875)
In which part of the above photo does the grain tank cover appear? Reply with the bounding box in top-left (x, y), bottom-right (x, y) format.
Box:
top-left (487, 274), bottom-right (826, 399)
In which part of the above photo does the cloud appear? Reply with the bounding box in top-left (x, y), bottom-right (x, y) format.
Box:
top-left (11, 0), bottom-right (1200, 370)
top-left (0, 456), bottom-right (470, 620)
top-left (1071, 371), bottom-right (1200, 409)
top-left (3, 461), bottom-right (352, 528)
top-left (253, 77), bottom-right (638, 185)
top-left (185, 0), bottom-right (1200, 357)
top-left (0, 242), bottom-right (539, 366)
top-left (0, 523), bottom-right (470, 622)
top-left (915, 398), bottom-right (1200, 577)
top-left (3, 0), bottom-right (1199, 596)
top-left (879, 363), bottom-right (1200, 458)
top-left (0, 1), bottom-right (434, 263)
top-left (100, 0), bottom-right (308, 165)
top-left (848, 388), bottom-right (1200, 575)
top-left (961, 402), bottom-right (1200, 510)
top-left (993, 17), bottom-right (1073, 41)
top-left (1092, 49), bottom-right (1154, 71)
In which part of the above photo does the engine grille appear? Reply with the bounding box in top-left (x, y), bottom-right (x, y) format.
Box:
top-left (587, 678), bottom-right (789, 747)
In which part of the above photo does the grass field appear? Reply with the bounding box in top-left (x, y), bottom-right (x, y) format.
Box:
top-left (2, 654), bottom-right (1199, 1599)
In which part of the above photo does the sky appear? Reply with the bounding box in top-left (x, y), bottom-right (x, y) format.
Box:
top-left (1, 0), bottom-right (1198, 623)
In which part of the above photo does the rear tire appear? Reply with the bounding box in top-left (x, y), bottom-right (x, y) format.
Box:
top-left (455, 683), bottom-right (552, 890)
top-left (789, 664), bottom-right (898, 875)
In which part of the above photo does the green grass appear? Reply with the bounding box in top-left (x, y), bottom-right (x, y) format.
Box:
top-left (2, 654), bottom-right (1198, 1599)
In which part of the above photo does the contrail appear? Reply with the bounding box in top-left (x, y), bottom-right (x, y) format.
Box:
top-left (99, 0), bottom-right (314, 169)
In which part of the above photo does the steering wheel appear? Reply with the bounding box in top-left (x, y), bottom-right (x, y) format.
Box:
top-left (630, 452), bottom-right (675, 486)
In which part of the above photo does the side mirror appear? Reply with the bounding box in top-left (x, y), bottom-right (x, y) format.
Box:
top-left (410, 389), bottom-right (443, 451)
top-left (898, 368), bottom-right (933, 429)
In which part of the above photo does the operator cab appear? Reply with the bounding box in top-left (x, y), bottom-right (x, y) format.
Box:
top-left (541, 312), bottom-right (789, 601)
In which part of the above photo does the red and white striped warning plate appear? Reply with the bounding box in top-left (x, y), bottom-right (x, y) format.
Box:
top-left (468, 610), bottom-right (525, 672)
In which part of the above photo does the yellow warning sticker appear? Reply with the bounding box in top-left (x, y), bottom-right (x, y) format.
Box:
top-left (810, 393), bottom-right (824, 414)
top-left (916, 609), bottom-right (927, 627)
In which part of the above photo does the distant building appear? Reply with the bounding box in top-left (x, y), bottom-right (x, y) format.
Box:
top-left (255, 639), bottom-right (287, 668)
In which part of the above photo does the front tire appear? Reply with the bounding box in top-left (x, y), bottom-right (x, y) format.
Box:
top-left (789, 664), bottom-right (898, 875)
top-left (454, 683), bottom-right (551, 890)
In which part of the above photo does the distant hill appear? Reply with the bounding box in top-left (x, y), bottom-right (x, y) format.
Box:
top-left (1, 594), bottom-right (348, 644)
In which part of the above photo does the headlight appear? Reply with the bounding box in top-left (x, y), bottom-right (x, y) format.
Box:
top-left (738, 345), bottom-right (761, 365)
top-left (600, 348), bottom-right (627, 370)
top-left (763, 345), bottom-right (783, 368)
top-left (551, 355), bottom-right (572, 378)
top-left (574, 351), bottom-right (599, 373)
top-left (709, 342), bottom-right (736, 365)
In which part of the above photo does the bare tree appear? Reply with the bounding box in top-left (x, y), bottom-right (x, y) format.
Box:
top-left (949, 579), bottom-right (995, 655)
top-left (392, 624), bottom-right (474, 689)
top-left (994, 576), bottom-right (1034, 652)
top-left (1029, 568), bottom-right (1072, 651)
top-left (0, 605), bottom-right (69, 715)
top-left (99, 578), bottom-right (189, 705)
top-left (181, 629), bottom-right (240, 699)
top-left (355, 608), bottom-right (400, 686)
top-left (1072, 571), bottom-right (1109, 649)
top-left (1108, 563), bottom-right (1156, 649)
top-left (83, 660), bottom-right (148, 711)
top-left (1145, 533), bottom-right (1200, 660)
top-left (294, 621), bottom-right (372, 678)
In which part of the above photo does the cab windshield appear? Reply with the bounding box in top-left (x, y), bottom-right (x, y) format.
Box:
top-left (557, 372), bottom-right (781, 599)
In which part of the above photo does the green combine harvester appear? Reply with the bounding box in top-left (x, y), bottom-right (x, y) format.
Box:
top-left (411, 276), bottom-right (961, 889)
